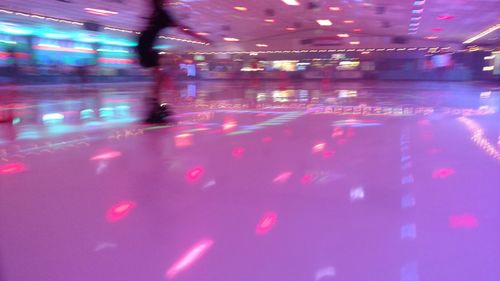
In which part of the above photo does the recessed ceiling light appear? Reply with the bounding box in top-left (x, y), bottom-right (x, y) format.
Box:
top-left (282, 0), bottom-right (300, 6)
top-left (224, 37), bottom-right (240, 42)
top-left (344, 20), bottom-right (354, 24)
top-left (337, 33), bottom-right (350, 38)
top-left (286, 27), bottom-right (297, 31)
top-left (256, 44), bottom-right (269, 47)
top-left (234, 6), bottom-right (248, 11)
top-left (264, 19), bottom-right (275, 23)
top-left (196, 32), bottom-right (209, 36)
top-left (317, 19), bottom-right (333, 26)
top-left (329, 6), bottom-right (341, 11)
top-left (349, 41), bottom-right (360, 45)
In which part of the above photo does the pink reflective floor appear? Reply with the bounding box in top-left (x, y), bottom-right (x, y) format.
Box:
top-left (1, 81), bottom-right (499, 281)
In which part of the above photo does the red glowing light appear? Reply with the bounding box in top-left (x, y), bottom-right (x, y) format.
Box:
top-left (432, 168), bottom-right (455, 179)
top-left (91, 150), bottom-right (122, 161)
top-left (256, 212), bottom-right (278, 235)
top-left (353, 28), bottom-right (362, 32)
top-left (106, 201), bottom-right (136, 223)
top-left (166, 239), bottom-right (214, 279)
top-left (437, 15), bottom-right (454, 20)
top-left (323, 150), bottom-right (334, 158)
top-left (186, 167), bottom-right (204, 182)
top-left (449, 214), bottom-right (479, 228)
top-left (431, 27), bottom-right (443, 32)
top-left (301, 174), bottom-right (313, 185)
top-left (0, 162), bottom-right (27, 175)
top-left (273, 171), bottom-right (293, 184)
top-left (232, 147), bottom-right (246, 158)
top-left (312, 142), bottom-right (326, 153)
top-left (262, 136), bottom-right (273, 143)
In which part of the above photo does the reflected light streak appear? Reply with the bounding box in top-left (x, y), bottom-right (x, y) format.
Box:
top-left (458, 117), bottom-right (500, 161)
top-left (273, 171), bottom-right (293, 184)
top-left (256, 212), bottom-right (278, 235)
top-left (175, 133), bottom-right (193, 148)
top-left (166, 239), bottom-right (214, 279)
top-left (106, 201), bottom-right (136, 223)
top-left (312, 142), bottom-right (326, 153)
top-left (91, 150), bottom-right (122, 161)
top-left (0, 162), bottom-right (27, 175)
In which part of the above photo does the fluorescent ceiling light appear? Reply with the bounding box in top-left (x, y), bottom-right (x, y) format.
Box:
top-left (317, 19), bottom-right (332, 26)
top-left (282, 0), bottom-right (300, 5)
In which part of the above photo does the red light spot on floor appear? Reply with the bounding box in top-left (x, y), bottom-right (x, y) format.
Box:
top-left (432, 167), bottom-right (455, 179)
top-left (449, 214), bottom-right (479, 228)
top-left (232, 147), bottom-right (246, 158)
top-left (262, 136), bottom-right (273, 143)
top-left (166, 239), bottom-right (214, 279)
top-left (186, 166), bottom-right (205, 182)
top-left (106, 201), bottom-right (136, 223)
top-left (301, 173), bottom-right (313, 185)
top-left (323, 150), bottom-right (334, 158)
top-left (256, 212), bottom-right (278, 235)
top-left (336, 138), bottom-right (347, 145)
top-left (417, 119), bottom-right (430, 126)
top-left (0, 162), bottom-right (27, 175)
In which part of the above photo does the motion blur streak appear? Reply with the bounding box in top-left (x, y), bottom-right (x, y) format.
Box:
top-left (165, 239), bottom-right (214, 279)
top-left (255, 212), bottom-right (278, 235)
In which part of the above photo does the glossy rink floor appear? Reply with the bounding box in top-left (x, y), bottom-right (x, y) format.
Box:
top-left (1, 81), bottom-right (499, 281)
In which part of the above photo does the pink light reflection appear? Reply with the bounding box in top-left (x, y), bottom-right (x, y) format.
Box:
top-left (312, 142), bottom-right (326, 153)
top-left (273, 171), bottom-right (293, 184)
top-left (174, 133), bottom-right (193, 148)
top-left (0, 162), bottom-right (27, 175)
top-left (323, 150), bottom-right (334, 158)
top-left (449, 214), bottom-right (479, 229)
top-left (432, 167), bottom-right (455, 179)
top-left (232, 147), bottom-right (246, 158)
top-left (90, 150), bottom-right (122, 161)
top-left (256, 212), bottom-right (278, 235)
top-left (186, 166), bottom-right (205, 182)
top-left (301, 173), bottom-right (313, 185)
top-left (165, 239), bottom-right (214, 279)
top-left (262, 136), bottom-right (273, 143)
top-left (106, 201), bottom-right (136, 223)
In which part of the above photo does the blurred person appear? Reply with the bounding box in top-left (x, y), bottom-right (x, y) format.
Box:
top-left (137, 0), bottom-right (211, 123)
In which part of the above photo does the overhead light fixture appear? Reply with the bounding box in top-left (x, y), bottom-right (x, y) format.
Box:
top-left (425, 36), bottom-right (438, 40)
top-left (224, 37), bottom-right (240, 42)
top-left (196, 32), bottom-right (209, 36)
top-left (344, 20), bottom-right (355, 24)
top-left (413, 0), bottom-right (426, 5)
top-left (264, 19), bottom-right (275, 23)
top-left (349, 41), bottom-right (360, 45)
top-left (282, 0), bottom-right (300, 6)
top-left (337, 33), bottom-right (350, 38)
top-left (412, 9), bottom-right (424, 14)
top-left (234, 6), bottom-right (248, 11)
top-left (329, 6), bottom-right (341, 11)
top-left (256, 44), bottom-right (269, 47)
top-left (286, 27), bottom-right (297, 31)
top-left (84, 8), bottom-right (118, 16)
top-left (409, 22), bottom-right (420, 27)
top-left (317, 19), bottom-right (333, 26)
top-left (464, 24), bottom-right (500, 44)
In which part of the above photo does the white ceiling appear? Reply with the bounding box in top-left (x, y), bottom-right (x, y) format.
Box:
top-left (1, 0), bottom-right (499, 50)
